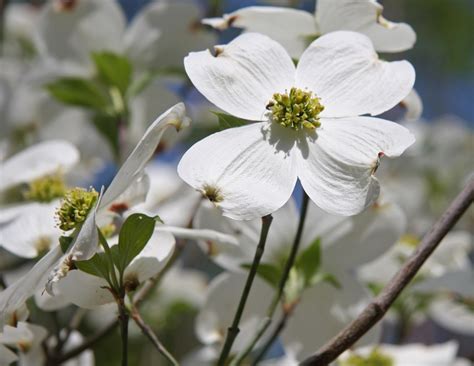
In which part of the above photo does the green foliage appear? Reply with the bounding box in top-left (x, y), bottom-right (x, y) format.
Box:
top-left (341, 348), bottom-right (394, 366)
top-left (92, 52), bottom-right (132, 95)
top-left (59, 235), bottom-right (73, 253)
top-left (46, 78), bottom-right (108, 110)
top-left (242, 262), bottom-right (282, 288)
top-left (75, 251), bottom-right (112, 282)
top-left (116, 213), bottom-right (158, 274)
top-left (213, 112), bottom-right (248, 130)
top-left (294, 238), bottom-right (321, 287)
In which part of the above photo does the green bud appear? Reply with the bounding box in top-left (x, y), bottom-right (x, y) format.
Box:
top-left (341, 348), bottom-right (394, 366)
top-left (56, 187), bottom-right (98, 231)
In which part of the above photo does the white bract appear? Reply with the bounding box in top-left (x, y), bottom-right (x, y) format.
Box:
top-left (179, 32), bottom-right (415, 220)
top-left (203, 0), bottom-right (416, 59)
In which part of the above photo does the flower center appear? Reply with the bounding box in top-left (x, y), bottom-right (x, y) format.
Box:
top-left (24, 172), bottom-right (67, 203)
top-left (267, 87), bottom-right (324, 131)
top-left (56, 187), bottom-right (98, 231)
top-left (342, 348), bottom-right (394, 366)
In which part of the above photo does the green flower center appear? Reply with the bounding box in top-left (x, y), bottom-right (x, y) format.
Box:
top-left (267, 87), bottom-right (324, 131)
top-left (341, 349), bottom-right (394, 366)
top-left (56, 188), bottom-right (98, 231)
top-left (24, 172), bottom-right (67, 203)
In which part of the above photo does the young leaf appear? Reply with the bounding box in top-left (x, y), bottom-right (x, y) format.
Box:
top-left (91, 113), bottom-right (120, 158)
top-left (117, 213), bottom-right (157, 273)
top-left (309, 272), bottom-right (341, 289)
top-left (295, 238), bottom-right (321, 287)
top-left (241, 262), bottom-right (282, 288)
top-left (212, 112), bottom-right (248, 130)
top-left (46, 77), bottom-right (108, 110)
top-left (75, 252), bottom-right (111, 282)
top-left (92, 52), bottom-right (132, 95)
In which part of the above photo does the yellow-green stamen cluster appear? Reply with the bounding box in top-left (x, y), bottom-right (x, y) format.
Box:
top-left (57, 188), bottom-right (98, 231)
top-left (267, 87), bottom-right (324, 131)
top-left (341, 349), bottom-right (394, 366)
top-left (24, 172), bottom-right (66, 203)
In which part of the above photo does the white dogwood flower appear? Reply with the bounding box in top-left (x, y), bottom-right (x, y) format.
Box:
top-left (203, 0), bottom-right (416, 59)
top-left (178, 32), bottom-right (415, 220)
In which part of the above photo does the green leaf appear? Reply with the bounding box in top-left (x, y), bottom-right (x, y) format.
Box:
top-left (283, 267), bottom-right (305, 305)
top-left (117, 213), bottom-right (157, 273)
top-left (59, 235), bottom-right (73, 253)
top-left (212, 112), bottom-right (248, 130)
top-left (295, 238), bottom-right (321, 287)
top-left (92, 52), bottom-right (132, 94)
top-left (91, 113), bottom-right (120, 158)
top-left (75, 252), bottom-right (111, 282)
top-left (310, 272), bottom-right (341, 289)
top-left (241, 262), bottom-right (282, 288)
top-left (46, 77), bottom-right (108, 110)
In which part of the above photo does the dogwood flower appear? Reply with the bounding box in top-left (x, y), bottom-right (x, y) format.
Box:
top-left (0, 140), bottom-right (79, 258)
top-left (203, 0), bottom-right (416, 59)
top-left (0, 103), bottom-right (189, 322)
top-left (178, 32), bottom-right (415, 219)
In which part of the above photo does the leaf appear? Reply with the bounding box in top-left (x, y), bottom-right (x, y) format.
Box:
top-left (241, 262), bottom-right (282, 288)
top-left (117, 213), bottom-right (157, 273)
top-left (309, 272), bottom-right (341, 289)
top-left (59, 235), bottom-right (73, 253)
top-left (283, 267), bottom-right (305, 305)
top-left (295, 238), bottom-right (321, 287)
top-left (212, 112), bottom-right (248, 130)
top-left (92, 52), bottom-right (132, 95)
top-left (75, 252), bottom-right (111, 281)
top-left (46, 77), bottom-right (108, 110)
top-left (91, 113), bottom-right (120, 158)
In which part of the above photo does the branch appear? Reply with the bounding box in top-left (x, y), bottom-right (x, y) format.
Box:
top-left (300, 178), bottom-right (474, 366)
top-left (130, 304), bottom-right (179, 366)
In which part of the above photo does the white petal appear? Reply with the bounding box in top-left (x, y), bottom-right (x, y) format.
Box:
top-left (283, 273), bottom-right (378, 359)
top-left (34, 0), bottom-right (126, 68)
top-left (178, 122), bottom-right (298, 220)
top-left (429, 299), bottom-right (474, 336)
top-left (317, 0), bottom-right (416, 52)
top-left (125, 1), bottom-right (216, 70)
top-left (100, 103), bottom-right (189, 210)
top-left (56, 270), bottom-right (113, 309)
top-left (184, 33), bottom-right (295, 121)
top-left (0, 202), bottom-right (61, 258)
top-left (296, 31), bottom-right (415, 118)
top-left (0, 140), bottom-right (79, 191)
top-left (0, 246), bottom-right (63, 324)
top-left (296, 116), bottom-right (415, 216)
top-left (124, 229), bottom-right (175, 283)
top-left (323, 200), bottom-right (406, 270)
top-left (0, 344), bottom-right (17, 364)
top-left (203, 7), bottom-right (318, 59)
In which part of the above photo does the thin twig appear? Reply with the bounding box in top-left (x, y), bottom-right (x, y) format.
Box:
top-left (130, 304), bottom-right (179, 366)
top-left (233, 191), bottom-right (310, 365)
top-left (217, 214), bottom-right (274, 365)
top-left (117, 296), bottom-right (129, 366)
top-left (300, 178), bottom-right (474, 366)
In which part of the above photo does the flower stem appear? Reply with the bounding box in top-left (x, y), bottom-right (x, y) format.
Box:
top-left (117, 296), bottom-right (129, 366)
top-left (232, 190), bottom-right (309, 365)
top-left (217, 214), bottom-right (274, 365)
